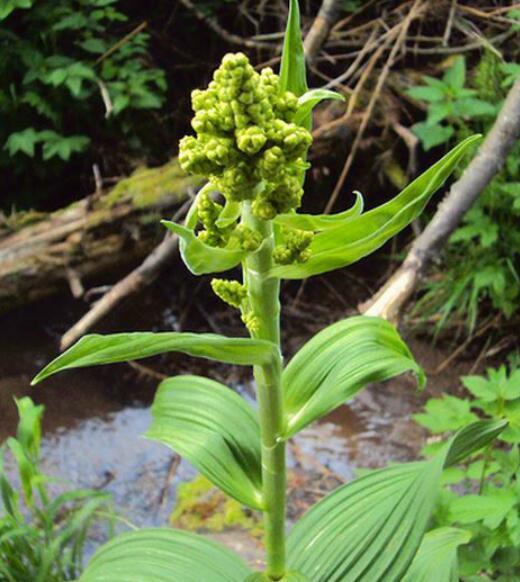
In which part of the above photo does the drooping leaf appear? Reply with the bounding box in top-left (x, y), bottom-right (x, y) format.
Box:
top-left (294, 88), bottom-right (345, 127)
top-left (287, 420), bottom-right (506, 582)
top-left (32, 332), bottom-right (277, 384)
top-left (275, 192), bottom-right (363, 231)
top-left (282, 316), bottom-right (425, 437)
top-left (280, 0), bottom-right (307, 97)
top-left (161, 220), bottom-right (246, 275)
top-left (79, 528), bottom-right (251, 582)
top-left (271, 135), bottom-right (480, 279)
top-left (401, 528), bottom-right (471, 582)
top-left (146, 375), bottom-right (263, 509)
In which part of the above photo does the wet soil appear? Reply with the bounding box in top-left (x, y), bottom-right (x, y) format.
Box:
top-left (0, 264), bottom-right (479, 564)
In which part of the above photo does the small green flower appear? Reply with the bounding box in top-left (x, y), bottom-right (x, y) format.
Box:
top-left (273, 228), bottom-right (314, 265)
top-left (211, 278), bottom-right (247, 309)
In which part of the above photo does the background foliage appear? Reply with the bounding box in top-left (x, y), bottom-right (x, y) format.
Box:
top-left (0, 0), bottom-right (166, 210)
top-left (408, 51), bottom-right (520, 337)
top-left (415, 358), bottom-right (520, 580)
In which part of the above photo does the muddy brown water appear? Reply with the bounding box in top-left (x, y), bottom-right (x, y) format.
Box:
top-left (0, 268), bottom-right (476, 562)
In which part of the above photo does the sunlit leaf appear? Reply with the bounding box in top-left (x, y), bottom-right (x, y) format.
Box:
top-left (161, 219), bottom-right (246, 275)
top-left (402, 528), bottom-right (471, 582)
top-left (280, 0), bottom-right (307, 97)
top-left (79, 528), bottom-right (251, 581)
top-left (32, 332), bottom-right (277, 384)
top-left (275, 191), bottom-right (363, 231)
top-left (282, 316), bottom-right (424, 437)
top-left (287, 420), bottom-right (506, 581)
top-left (271, 135), bottom-right (481, 279)
top-left (246, 572), bottom-right (310, 581)
top-left (146, 375), bottom-right (263, 509)
top-left (294, 88), bottom-right (345, 127)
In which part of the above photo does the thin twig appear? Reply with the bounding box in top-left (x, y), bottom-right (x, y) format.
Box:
top-left (95, 21), bottom-right (148, 65)
top-left (177, 0), bottom-right (274, 50)
top-left (324, 1), bottom-right (424, 214)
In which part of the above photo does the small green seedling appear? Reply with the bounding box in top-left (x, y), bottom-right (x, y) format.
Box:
top-left (32, 2), bottom-right (504, 580)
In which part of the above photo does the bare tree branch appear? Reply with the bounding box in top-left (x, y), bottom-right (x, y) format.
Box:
top-left (304, 0), bottom-right (343, 64)
top-left (361, 78), bottom-right (520, 321)
top-left (60, 200), bottom-right (191, 350)
top-left (177, 0), bottom-right (274, 50)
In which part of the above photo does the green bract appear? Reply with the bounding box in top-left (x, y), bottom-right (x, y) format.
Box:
top-left (31, 1), bottom-right (493, 581)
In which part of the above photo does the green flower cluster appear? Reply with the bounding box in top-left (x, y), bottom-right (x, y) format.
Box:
top-left (211, 277), bottom-right (259, 334)
top-left (179, 52), bottom-right (312, 224)
top-left (273, 228), bottom-right (313, 265)
top-left (211, 278), bottom-right (247, 309)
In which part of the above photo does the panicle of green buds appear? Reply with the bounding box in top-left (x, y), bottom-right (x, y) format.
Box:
top-left (234, 225), bottom-right (263, 252)
top-left (179, 52), bottom-right (312, 224)
top-left (197, 190), bottom-right (233, 247)
top-left (241, 312), bottom-right (260, 334)
top-left (211, 278), bottom-right (247, 309)
top-left (273, 227), bottom-right (314, 265)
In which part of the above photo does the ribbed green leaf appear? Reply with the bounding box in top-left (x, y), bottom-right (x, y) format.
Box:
top-left (246, 572), bottom-right (310, 581)
top-left (280, 0), bottom-right (307, 97)
top-left (294, 88), bottom-right (345, 127)
top-left (32, 332), bottom-right (277, 384)
top-left (282, 316), bottom-right (425, 438)
top-left (79, 528), bottom-right (251, 582)
top-left (146, 375), bottom-right (264, 509)
top-left (162, 219), bottom-right (246, 275)
top-left (275, 192), bottom-right (363, 231)
top-left (443, 418), bottom-right (508, 467)
top-left (287, 420), bottom-right (506, 582)
top-left (271, 135), bottom-right (481, 279)
top-left (402, 528), bottom-right (471, 582)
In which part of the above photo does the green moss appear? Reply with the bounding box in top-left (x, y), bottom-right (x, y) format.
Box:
top-left (101, 159), bottom-right (200, 209)
top-left (171, 475), bottom-right (263, 537)
top-left (2, 210), bottom-right (48, 232)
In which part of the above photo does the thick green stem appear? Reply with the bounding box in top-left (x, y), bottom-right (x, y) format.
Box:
top-left (243, 204), bottom-right (286, 580)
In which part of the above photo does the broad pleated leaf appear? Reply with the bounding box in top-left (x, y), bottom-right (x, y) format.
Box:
top-left (294, 88), bottom-right (345, 127)
top-left (246, 572), bottom-right (310, 581)
top-left (287, 419), bottom-right (506, 582)
top-left (282, 316), bottom-right (425, 438)
top-left (162, 219), bottom-right (246, 275)
top-left (146, 375), bottom-right (263, 509)
top-left (271, 135), bottom-right (481, 279)
top-left (79, 528), bottom-right (251, 582)
top-left (275, 192), bottom-right (363, 231)
top-left (32, 332), bottom-right (277, 384)
top-left (280, 0), bottom-right (307, 97)
top-left (401, 528), bottom-right (471, 582)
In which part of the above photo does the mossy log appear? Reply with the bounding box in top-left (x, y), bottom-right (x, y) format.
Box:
top-left (0, 160), bottom-right (197, 314)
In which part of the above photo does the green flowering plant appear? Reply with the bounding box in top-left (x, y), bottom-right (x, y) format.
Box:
top-left (31, 2), bottom-right (505, 580)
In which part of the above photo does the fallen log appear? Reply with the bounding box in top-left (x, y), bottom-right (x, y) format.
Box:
top-left (0, 160), bottom-right (197, 314)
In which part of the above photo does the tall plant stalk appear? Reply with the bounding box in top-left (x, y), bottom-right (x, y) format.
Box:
top-left (31, 2), bottom-right (498, 581)
top-left (243, 203), bottom-right (286, 578)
